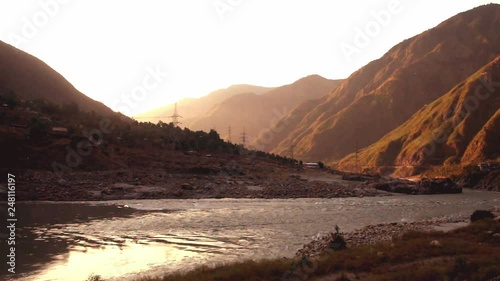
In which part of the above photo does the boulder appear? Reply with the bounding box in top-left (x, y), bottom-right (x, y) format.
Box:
top-left (470, 210), bottom-right (495, 222)
top-left (430, 240), bottom-right (442, 247)
top-left (181, 183), bottom-right (194, 190)
top-left (419, 178), bottom-right (461, 194)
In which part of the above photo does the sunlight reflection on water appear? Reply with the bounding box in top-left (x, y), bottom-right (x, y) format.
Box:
top-left (6, 189), bottom-right (500, 281)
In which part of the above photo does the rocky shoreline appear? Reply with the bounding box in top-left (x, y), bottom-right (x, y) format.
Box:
top-left (341, 173), bottom-right (462, 195)
top-left (296, 208), bottom-right (500, 257)
top-left (9, 169), bottom-right (389, 201)
top-left (296, 218), bottom-right (468, 257)
top-left (2, 167), bottom-right (481, 201)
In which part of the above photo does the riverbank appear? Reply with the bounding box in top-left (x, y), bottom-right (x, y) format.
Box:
top-left (8, 169), bottom-right (391, 201)
top-left (129, 210), bottom-right (500, 281)
top-left (296, 215), bottom-right (471, 257)
top-left (5, 167), bottom-right (468, 201)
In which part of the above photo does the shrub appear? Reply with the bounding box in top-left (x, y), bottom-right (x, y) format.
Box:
top-left (328, 225), bottom-right (347, 250)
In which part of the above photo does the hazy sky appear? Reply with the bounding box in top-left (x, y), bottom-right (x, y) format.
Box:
top-left (0, 0), bottom-right (496, 116)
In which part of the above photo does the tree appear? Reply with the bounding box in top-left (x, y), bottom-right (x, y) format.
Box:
top-left (29, 117), bottom-right (49, 140)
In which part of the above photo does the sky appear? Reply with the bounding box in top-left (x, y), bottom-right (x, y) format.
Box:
top-left (0, 0), bottom-right (497, 116)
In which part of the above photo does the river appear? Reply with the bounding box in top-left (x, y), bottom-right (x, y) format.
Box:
top-left (1, 189), bottom-right (499, 281)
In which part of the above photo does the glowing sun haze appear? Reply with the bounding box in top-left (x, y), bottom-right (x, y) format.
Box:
top-left (0, 0), bottom-right (496, 116)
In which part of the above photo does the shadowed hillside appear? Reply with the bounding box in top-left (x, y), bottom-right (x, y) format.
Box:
top-left (258, 4), bottom-right (500, 164)
top-left (0, 41), bottom-right (113, 115)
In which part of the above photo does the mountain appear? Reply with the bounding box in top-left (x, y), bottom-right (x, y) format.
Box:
top-left (133, 84), bottom-right (274, 125)
top-left (258, 4), bottom-right (500, 163)
top-left (0, 41), bottom-right (113, 114)
top-left (339, 56), bottom-right (500, 175)
top-left (188, 75), bottom-right (342, 145)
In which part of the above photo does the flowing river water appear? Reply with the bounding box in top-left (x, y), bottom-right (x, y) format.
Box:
top-left (1, 189), bottom-right (499, 281)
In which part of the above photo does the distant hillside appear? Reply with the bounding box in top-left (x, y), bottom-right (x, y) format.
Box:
top-left (339, 57), bottom-right (500, 175)
top-left (188, 75), bottom-right (342, 144)
top-left (134, 84), bottom-right (274, 126)
top-left (259, 4), bottom-right (500, 164)
top-left (0, 41), bottom-right (113, 114)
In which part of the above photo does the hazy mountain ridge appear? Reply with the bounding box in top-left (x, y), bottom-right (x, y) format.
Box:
top-left (134, 84), bottom-right (274, 126)
top-left (0, 41), bottom-right (113, 114)
top-left (188, 75), bottom-right (343, 143)
top-left (260, 4), bottom-right (500, 164)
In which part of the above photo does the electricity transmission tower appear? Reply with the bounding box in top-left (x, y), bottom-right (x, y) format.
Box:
top-left (169, 103), bottom-right (182, 126)
top-left (289, 141), bottom-right (296, 159)
top-left (240, 127), bottom-right (247, 147)
top-left (228, 126), bottom-right (232, 143)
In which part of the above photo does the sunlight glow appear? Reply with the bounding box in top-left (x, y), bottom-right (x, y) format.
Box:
top-left (0, 0), bottom-right (497, 115)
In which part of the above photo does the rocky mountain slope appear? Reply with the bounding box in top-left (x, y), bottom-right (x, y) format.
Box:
top-left (339, 56), bottom-right (500, 175)
top-left (257, 4), bottom-right (500, 164)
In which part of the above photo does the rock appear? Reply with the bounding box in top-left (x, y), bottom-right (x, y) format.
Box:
top-left (430, 240), bottom-right (442, 247)
top-left (342, 174), bottom-right (365, 182)
top-left (470, 210), bottom-right (495, 222)
top-left (419, 178), bottom-right (462, 194)
top-left (181, 183), bottom-right (194, 190)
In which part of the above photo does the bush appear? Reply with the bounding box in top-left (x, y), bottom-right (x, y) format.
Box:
top-left (29, 118), bottom-right (49, 140)
top-left (328, 225), bottom-right (347, 250)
